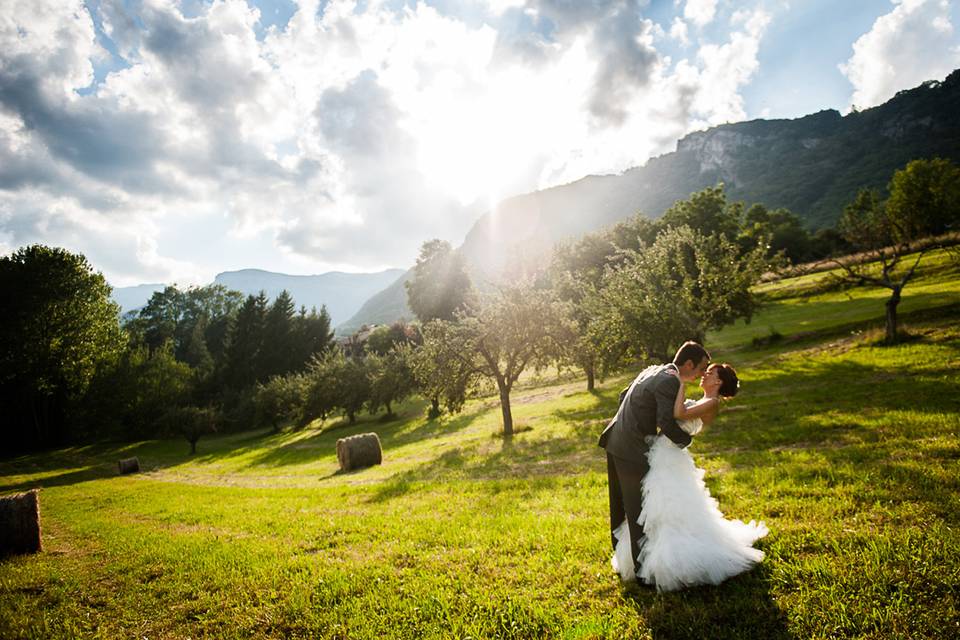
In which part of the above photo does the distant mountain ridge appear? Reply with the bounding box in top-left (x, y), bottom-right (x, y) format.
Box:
top-left (112, 268), bottom-right (405, 327)
top-left (345, 70), bottom-right (960, 328)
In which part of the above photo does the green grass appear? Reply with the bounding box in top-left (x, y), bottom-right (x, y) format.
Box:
top-left (711, 248), bottom-right (960, 350)
top-left (2, 256), bottom-right (960, 638)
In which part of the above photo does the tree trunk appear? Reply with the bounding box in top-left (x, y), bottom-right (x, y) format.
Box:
top-left (429, 397), bottom-right (441, 419)
top-left (385, 400), bottom-right (392, 417)
top-left (585, 362), bottom-right (595, 392)
top-left (497, 381), bottom-right (513, 436)
top-left (189, 438), bottom-right (197, 455)
top-left (348, 410), bottom-right (356, 424)
top-left (885, 287), bottom-right (901, 343)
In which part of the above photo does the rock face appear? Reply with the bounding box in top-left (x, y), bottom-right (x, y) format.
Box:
top-left (677, 129), bottom-right (757, 182)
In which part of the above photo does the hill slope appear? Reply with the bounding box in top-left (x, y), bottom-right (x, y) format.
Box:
top-left (336, 269), bottom-right (414, 335)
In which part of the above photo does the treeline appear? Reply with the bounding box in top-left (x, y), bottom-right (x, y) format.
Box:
top-left (0, 260), bottom-right (335, 452)
top-left (2, 158), bottom-right (956, 452)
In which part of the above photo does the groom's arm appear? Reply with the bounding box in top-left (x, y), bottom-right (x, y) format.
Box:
top-left (656, 376), bottom-right (692, 448)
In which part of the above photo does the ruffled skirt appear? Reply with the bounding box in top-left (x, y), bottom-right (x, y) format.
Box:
top-left (611, 437), bottom-right (768, 591)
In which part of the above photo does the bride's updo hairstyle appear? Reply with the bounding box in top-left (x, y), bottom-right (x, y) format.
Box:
top-left (712, 363), bottom-right (740, 398)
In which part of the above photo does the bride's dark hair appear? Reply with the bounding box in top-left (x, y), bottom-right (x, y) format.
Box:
top-left (712, 363), bottom-right (739, 398)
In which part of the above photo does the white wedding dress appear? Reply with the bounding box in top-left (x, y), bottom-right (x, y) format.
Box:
top-left (611, 400), bottom-right (768, 591)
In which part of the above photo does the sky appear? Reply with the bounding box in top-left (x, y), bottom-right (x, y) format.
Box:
top-left (1, 0), bottom-right (959, 287)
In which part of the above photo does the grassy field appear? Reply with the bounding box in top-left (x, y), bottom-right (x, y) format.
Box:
top-left (1, 253), bottom-right (959, 639)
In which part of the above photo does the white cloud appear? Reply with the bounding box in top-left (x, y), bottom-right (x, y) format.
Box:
top-left (670, 17), bottom-right (690, 45)
top-left (666, 8), bottom-right (771, 129)
top-left (684, 0), bottom-right (718, 28)
top-left (840, 0), bottom-right (960, 109)
top-left (0, 0), bottom-right (775, 286)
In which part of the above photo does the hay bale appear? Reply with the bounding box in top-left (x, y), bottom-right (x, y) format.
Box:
top-left (336, 433), bottom-right (382, 472)
top-left (117, 457), bottom-right (140, 475)
top-left (0, 489), bottom-right (42, 555)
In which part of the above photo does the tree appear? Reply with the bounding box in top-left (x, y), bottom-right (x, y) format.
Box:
top-left (366, 347), bottom-right (415, 418)
top-left (303, 350), bottom-right (343, 424)
top-left (335, 354), bottom-right (371, 425)
top-left (222, 292), bottom-right (269, 389)
top-left (254, 373), bottom-right (308, 433)
top-left (162, 405), bottom-right (219, 454)
top-left (739, 204), bottom-right (812, 263)
top-left (364, 322), bottom-right (419, 356)
top-left (0, 245), bottom-right (125, 450)
top-left (885, 157), bottom-right (960, 239)
top-left (660, 184), bottom-right (742, 241)
top-left (834, 159), bottom-right (960, 342)
top-left (293, 305), bottom-right (335, 367)
top-left (444, 284), bottom-right (562, 436)
top-left (125, 284), bottom-right (243, 362)
top-left (594, 226), bottom-right (769, 361)
top-left (261, 290), bottom-right (297, 378)
top-left (410, 323), bottom-right (476, 419)
top-left (405, 239), bottom-right (473, 322)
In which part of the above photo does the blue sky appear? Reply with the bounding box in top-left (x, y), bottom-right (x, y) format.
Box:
top-left (1, 0), bottom-right (958, 286)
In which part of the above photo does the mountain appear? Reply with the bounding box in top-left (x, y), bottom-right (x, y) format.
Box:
top-left (110, 283), bottom-right (166, 314)
top-left (343, 70), bottom-right (960, 330)
top-left (462, 70), bottom-right (960, 280)
top-left (212, 268), bottom-right (405, 326)
top-left (335, 269), bottom-right (414, 336)
top-left (112, 269), bottom-right (405, 326)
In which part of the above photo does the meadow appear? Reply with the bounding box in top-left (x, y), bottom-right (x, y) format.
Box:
top-left (1, 252), bottom-right (959, 639)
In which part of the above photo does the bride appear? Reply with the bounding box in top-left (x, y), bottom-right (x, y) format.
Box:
top-left (612, 363), bottom-right (768, 591)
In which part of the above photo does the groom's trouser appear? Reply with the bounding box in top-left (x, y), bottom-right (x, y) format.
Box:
top-left (607, 452), bottom-right (649, 577)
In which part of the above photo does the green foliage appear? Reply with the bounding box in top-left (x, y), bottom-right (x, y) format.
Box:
top-left (302, 351), bottom-right (343, 424)
top-left (366, 347), bottom-right (416, 418)
top-left (304, 349), bottom-right (372, 425)
top-left (739, 204), bottom-right (813, 263)
top-left (0, 245), bottom-right (125, 450)
top-left (364, 322), bottom-right (420, 356)
top-left (161, 405), bottom-right (219, 454)
top-left (839, 188), bottom-right (888, 250)
top-left (596, 225), bottom-right (770, 361)
top-left (412, 322), bottom-right (479, 418)
top-left (885, 157), bottom-right (960, 240)
top-left (660, 184), bottom-right (742, 240)
top-left (446, 283), bottom-right (563, 435)
top-left (336, 354), bottom-right (372, 425)
top-left (404, 239), bottom-right (473, 322)
top-left (254, 373), bottom-right (308, 433)
top-left (222, 292), bottom-right (269, 389)
top-left (124, 284), bottom-right (244, 361)
top-left (836, 159), bottom-right (960, 342)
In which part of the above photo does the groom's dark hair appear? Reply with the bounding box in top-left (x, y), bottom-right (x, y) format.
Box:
top-left (673, 341), bottom-right (710, 368)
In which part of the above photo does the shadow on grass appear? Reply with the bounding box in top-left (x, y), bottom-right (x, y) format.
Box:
top-left (0, 464), bottom-right (116, 494)
top-left (232, 398), bottom-right (489, 469)
top-left (367, 418), bottom-right (604, 502)
top-left (623, 563), bottom-right (793, 640)
top-left (718, 300), bottom-right (960, 356)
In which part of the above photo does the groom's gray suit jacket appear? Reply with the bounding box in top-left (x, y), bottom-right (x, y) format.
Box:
top-left (598, 364), bottom-right (692, 463)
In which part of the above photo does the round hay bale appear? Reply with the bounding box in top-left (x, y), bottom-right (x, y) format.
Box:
top-left (117, 457), bottom-right (140, 475)
top-left (0, 489), bottom-right (42, 555)
top-left (336, 433), bottom-right (382, 472)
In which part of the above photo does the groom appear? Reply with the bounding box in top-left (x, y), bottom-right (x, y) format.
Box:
top-left (598, 341), bottom-right (711, 580)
